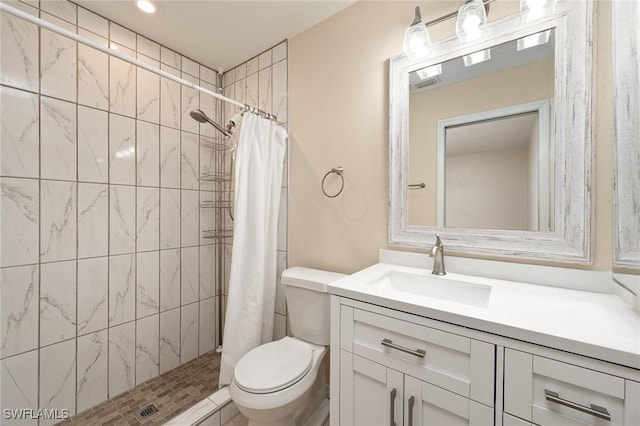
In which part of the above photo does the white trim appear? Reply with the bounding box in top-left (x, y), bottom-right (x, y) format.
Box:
top-left (434, 100), bottom-right (552, 229)
top-left (389, 1), bottom-right (594, 264)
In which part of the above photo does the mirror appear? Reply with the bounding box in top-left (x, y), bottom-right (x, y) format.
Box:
top-left (407, 32), bottom-right (554, 231)
top-left (613, 0), bottom-right (640, 294)
top-left (389, 1), bottom-right (594, 263)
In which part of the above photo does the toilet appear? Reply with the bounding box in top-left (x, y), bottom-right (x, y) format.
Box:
top-left (229, 267), bottom-right (346, 426)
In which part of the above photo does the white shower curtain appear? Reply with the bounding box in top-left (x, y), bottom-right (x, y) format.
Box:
top-left (219, 112), bottom-right (287, 385)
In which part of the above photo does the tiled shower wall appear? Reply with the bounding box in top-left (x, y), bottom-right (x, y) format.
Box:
top-left (221, 42), bottom-right (289, 341)
top-left (1, 0), bottom-right (224, 421)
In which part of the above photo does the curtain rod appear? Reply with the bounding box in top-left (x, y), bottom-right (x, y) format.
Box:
top-left (0, 2), bottom-right (276, 119)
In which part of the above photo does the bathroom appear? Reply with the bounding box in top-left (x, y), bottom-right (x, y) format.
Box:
top-left (1, 0), bottom-right (638, 425)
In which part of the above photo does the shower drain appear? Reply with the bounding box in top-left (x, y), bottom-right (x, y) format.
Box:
top-left (136, 403), bottom-right (159, 420)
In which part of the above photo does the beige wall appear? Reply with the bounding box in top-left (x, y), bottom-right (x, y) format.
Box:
top-left (289, 0), bottom-right (612, 273)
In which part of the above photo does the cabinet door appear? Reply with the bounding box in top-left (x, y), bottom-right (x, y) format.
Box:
top-left (503, 413), bottom-right (534, 426)
top-left (340, 351), bottom-right (404, 426)
top-left (404, 376), bottom-right (494, 426)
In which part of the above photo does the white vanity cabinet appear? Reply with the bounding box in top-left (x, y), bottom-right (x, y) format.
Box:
top-left (330, 296), bottom-right (640, 426)
top-left (333, 299), bottom-right (495, 425)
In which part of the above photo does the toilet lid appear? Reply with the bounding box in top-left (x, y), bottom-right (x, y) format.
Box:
top-left (234, 337), bottom-right (313, 394)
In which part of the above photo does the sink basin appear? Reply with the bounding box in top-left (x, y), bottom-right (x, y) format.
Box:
top-left (370, 271), bottom-right (491, 307)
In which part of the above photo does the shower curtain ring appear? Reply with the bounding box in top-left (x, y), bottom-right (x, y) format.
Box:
top-left (321, 167), bottom-right (344, 198)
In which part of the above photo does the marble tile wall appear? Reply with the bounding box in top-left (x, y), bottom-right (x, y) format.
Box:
top-left (222, 41), bottom-right (289, 341)
top-left (0, 0), bottom-right (223, 420)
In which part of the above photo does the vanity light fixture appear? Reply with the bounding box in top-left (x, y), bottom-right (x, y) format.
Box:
top-left (520, 0), bottom-right (555, 23)
top-left (457, 0), bottom-right (491, 67)
top-left (456, 0), bottom-right (488, 43)
top-left (517, 29), bottom-right (552, 51)
top-left (136, 0), bottom-right (156, 14)
top-left (403, 6), bottom-right (432, 60)
top-left (403, 1), bottom-right (494, 61)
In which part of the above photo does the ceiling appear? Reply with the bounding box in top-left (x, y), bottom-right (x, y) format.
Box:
top-left (74, 0), bottom-right (355, 71)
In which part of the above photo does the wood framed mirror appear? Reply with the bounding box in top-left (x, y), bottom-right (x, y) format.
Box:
top-left (389, 0), bottom-right (594, 263)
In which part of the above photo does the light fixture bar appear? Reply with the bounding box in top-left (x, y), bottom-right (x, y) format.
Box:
top-left (424, 0), bottom-right (495, 28)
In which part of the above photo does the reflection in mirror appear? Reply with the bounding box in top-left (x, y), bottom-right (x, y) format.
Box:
top-left (407, 30), bottom-right (554, 231)
top-left (442, 109), bottom-right (551, 231)
top-left (613, 0), bottom-right (640, 295)
top-left (445, 115), bottom-right (538, 230)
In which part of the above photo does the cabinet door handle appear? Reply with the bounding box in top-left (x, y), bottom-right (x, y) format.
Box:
top-left (408, 395), bottom-right (415, 426)
top-left (545, 389), bottom-right (611, 421)
top-left (389, 388), bottom-right (396, 426)
top-left (381, 338), bottom-right (426, 358)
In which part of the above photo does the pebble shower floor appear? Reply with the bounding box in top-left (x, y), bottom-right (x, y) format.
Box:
top-left (59, 351), bottom-right (220, 425)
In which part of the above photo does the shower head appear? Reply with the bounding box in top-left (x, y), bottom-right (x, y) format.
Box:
top-left (190, 109), bottom-right (210, 124)
top-left (190, 109), bottom-right (232, 137)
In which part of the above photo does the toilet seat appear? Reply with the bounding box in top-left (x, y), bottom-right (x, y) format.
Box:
top-left (234, 337), bottom-right (313, 394)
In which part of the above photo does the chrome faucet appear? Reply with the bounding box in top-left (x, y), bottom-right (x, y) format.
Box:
top-left (430, 234), bottom-right (446, 276)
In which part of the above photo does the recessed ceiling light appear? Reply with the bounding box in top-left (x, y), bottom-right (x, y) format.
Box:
top-left (463, 48), bottom-right (491, 67)
top-left (517, 29), bottom-right (552, 51)
top-left (136, 0), bottom-right (155, 14)
top-left (416, 64), bottom-right (442, 80)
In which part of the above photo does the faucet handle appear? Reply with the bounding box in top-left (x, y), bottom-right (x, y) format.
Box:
top-left (435, 234), bottom-right (443, 247)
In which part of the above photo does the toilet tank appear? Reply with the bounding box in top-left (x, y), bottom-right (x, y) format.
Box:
top-left (281, 267), bottom-right (347, 346)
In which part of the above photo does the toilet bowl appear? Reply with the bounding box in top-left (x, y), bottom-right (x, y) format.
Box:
top-left (229, 267), bottom-right (346, 426)
top-left (229, 337), bottom-right (326, 426)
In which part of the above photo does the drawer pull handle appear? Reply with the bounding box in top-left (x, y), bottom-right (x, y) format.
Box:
top-left (389, 388), bottom-right (397, 426)
top-left (381, 338), bottom-right (426, 358)
top-left (408, 395), bottom-right (415, 426)
top-left (545, 390), bottom-right (611, 421)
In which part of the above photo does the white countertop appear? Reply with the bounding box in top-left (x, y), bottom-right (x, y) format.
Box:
top-left (328, 262), bottom-right (640, 370)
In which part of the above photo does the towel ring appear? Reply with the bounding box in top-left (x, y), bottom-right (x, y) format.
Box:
top-left (321, 167), bottom-right (344, 198)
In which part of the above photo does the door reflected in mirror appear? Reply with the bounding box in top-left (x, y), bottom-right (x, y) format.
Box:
top-left (407, 30), bottom-right (555, 231)
top-left (443, 110), bottom-right (552, 231)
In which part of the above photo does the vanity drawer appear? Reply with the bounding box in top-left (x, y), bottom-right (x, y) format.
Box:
top-left (340, 306), bottom-right (495, 406)
top-left (504, 349), bottom-right (640, 425)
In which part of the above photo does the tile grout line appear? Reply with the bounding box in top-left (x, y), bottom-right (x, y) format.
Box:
top-left (179, 52), bottom-right (183, 369)
top-left (106, 11), bottom-right (111, 402)
top-left (74, 3), bottom-right (79, 416)
top-left (197, 70), bottom-right (201, 359)
top-left (134, 29), bottom-right (139, 391)
top-left (36, 4), bottom-right (42, 415)
top-left (157, 43), bottom-right (163, 380)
